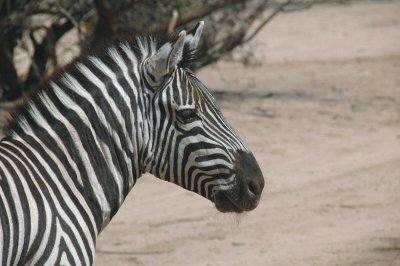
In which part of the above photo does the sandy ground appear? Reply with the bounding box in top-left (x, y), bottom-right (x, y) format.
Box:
top-left (94, 1), bottom-right (400, 265)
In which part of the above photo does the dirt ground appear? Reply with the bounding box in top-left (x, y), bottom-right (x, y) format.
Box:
top-left (94, 1), bottom-right (400, 265)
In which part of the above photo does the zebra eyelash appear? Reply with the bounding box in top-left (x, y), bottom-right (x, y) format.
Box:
top-left (176, 108), bottom-right (200, 124)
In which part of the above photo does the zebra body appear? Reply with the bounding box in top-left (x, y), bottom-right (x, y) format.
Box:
top-left (0, 22), bottom-right (264, 265)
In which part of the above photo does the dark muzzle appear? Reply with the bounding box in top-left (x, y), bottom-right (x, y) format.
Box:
top-left (214, 150), bottom-right (265, 213)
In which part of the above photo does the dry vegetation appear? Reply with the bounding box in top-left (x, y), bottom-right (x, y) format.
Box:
top-left (0, 0), bottom-right (333, 101)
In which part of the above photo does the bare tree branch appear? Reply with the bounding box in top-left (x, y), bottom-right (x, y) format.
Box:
top-left (243, 0), bottom-right (292, 44)
top-left (23, 20), bottom-right (74, 98)
top-left (56, 6), bottom-right (84, 45)
top-left (1, 0), bottom-right (334, 102)
top-left (168, 10), bottom-right (179, 33)
top-left (91, 0), bottom-right (117, 46)
top-left (147, 0), bottom-right (249, 33)
top-left (176, 0), bottom-right (248, 27)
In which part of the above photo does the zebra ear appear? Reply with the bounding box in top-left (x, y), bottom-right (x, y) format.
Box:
top-left (144, 43), bottom-right (172, 85)
top-left (144, 31), bottom-right (186, 86)
top-left (185, 21), bottom-right (204, 49)
top-left (167, 30), bottom-right (186, 71)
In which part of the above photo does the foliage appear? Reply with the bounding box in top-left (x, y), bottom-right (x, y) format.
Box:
top-left (0, 0), bottom-right (336, 101)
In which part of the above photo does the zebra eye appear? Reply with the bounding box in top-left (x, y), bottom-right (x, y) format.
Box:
top-left (176, 109), bottom-right (199, 124)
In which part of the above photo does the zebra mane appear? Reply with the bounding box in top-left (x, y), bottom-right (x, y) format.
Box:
top-left (4, 32), bottom-right (200, 137)
top-left (89, 32), bottom-right (199, 70)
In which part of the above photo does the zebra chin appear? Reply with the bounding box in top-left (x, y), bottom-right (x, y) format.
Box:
top-left (213, 150), bottom-right (265, 213)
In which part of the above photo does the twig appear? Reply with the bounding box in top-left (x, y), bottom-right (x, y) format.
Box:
top-left (168, 10), bottom-right (179, 33)
top-left (282, 0), bottom-right (321, 12)
top-left (56, 6), bottom-right (84, 45)
top-left (242, 0), bottom-right (292, 44)
top-left (90, 0), bottom-right (117, 46)
top-left (147, 0), bottom-right (249, 33)
top-left (23, 20), bottom-right (74, 95)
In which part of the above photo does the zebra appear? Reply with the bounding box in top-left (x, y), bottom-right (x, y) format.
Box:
top-left (0, 21), bottom-right (264, 265)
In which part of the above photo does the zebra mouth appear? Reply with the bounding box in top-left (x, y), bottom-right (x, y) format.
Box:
top-left (214, 190), bottom-right (244, 213)
top-left (213, 182), bottom-right (261, 213)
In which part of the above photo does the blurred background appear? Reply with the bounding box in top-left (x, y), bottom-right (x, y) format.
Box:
top-left (0, 0), bottom-right (324, 101)
top-left (1, 0), bottom-right (399, 265)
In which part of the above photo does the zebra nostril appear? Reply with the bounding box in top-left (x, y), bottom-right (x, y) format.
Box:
top-left (234, 151), bottom-right (264, 198)
top-left (247, 180), bottom-right (260, 198)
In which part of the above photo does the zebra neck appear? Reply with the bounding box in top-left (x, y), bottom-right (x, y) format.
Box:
top-left (3, 59), bottom-right (149, 231)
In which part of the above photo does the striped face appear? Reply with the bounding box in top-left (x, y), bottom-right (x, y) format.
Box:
top-left (144, 68), bottom-right (264, 213)
top-left (141, 22), bottom-right (264, 213)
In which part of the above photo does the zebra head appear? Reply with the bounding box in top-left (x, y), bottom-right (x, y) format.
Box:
top-left (141, 22), bottom-right (264, 213)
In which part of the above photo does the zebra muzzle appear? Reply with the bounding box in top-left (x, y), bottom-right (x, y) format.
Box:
top-left (214, 151), bottom-right (265, 213)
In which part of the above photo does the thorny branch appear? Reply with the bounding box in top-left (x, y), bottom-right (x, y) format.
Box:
top-left (0, 0), bottom-right (343, 102)
top-left (243, 1), bottom-right (292, 44)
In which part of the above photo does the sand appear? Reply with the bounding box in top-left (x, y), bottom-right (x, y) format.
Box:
top-left (91, 1), bottom-right (400, 265)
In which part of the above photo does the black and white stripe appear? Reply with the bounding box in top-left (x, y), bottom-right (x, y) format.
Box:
top-left (0, 22), bottom-right (264, 265)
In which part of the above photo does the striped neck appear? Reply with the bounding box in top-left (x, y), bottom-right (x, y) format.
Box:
top-left (4, 40), bottom-right (153, 231)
